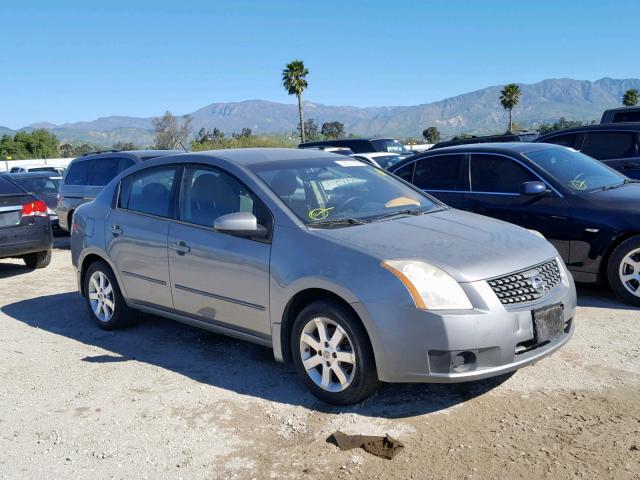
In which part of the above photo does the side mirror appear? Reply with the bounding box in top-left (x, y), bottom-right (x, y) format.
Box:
top-left (521, 181), bottom-right (547, 196)
top-left (214, 212), bottom-right (267, 238)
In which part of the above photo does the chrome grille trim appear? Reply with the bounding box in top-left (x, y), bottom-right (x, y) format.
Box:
top-left (487, 259), bottom-right (562, 306)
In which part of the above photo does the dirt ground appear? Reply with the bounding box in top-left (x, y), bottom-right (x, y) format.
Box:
top-left (0, 238), bottom-right (639, 479)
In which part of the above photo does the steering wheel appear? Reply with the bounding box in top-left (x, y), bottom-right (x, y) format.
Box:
top-left (337, 196), bottom-right (365, 213)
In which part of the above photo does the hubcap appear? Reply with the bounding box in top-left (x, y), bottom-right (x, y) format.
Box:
top-left (299, 317), bottom-right (356, 392)
top-left (619, 248), bottom-right (640, 297)
top-left (88, 271), bottom-right (115, 322)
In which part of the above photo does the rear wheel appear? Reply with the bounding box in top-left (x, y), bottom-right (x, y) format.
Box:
top-left (291, 299), bottom-right (380, 405)
top-left (607, 236), bottom-right (640, 306)
top-left (23, 250), bottom-right (51, 269)
top-left (83, 260), bottom-right (135, 329)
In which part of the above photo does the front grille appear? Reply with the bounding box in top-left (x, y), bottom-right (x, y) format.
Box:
top-left (488, 259), bottom-right (562, 306)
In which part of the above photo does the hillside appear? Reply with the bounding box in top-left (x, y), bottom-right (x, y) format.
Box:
top-left (7, 77), bottom-right (640, 146)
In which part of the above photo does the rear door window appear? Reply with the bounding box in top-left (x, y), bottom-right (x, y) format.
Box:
top-left (470, 155), bottom-right (536, 194)
top-left (64, 160), bottom-right (92, 185)
top-left (393, 162), bottom-right (415, 182)
top-left (612, 111), bottom-right (640, 123)
top-left (119, 166), bottom-right (177, 218)
top-left (90, 157), bottom-right (122, 186)
top-left (413, 154), bottom-right (466, 190)
top-left (581, 131), bottom-right (638, 160)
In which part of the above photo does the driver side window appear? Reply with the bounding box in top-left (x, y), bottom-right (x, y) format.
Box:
top-left (179, 167), bottom-right (272, 232)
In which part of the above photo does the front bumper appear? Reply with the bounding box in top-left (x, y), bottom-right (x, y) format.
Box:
top-left (354, 265), bottom-right (577, 383)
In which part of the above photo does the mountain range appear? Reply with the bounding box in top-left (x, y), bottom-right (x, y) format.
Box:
top-left (3, 77), bottom-right (639, 146)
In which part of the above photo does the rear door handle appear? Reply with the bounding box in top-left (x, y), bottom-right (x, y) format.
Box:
top-left (169, 241), bottom-right (191, 255)
top-left (108, 225), bottom-right (123, 236)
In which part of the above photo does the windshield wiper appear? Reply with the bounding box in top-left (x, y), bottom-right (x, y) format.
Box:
top-left (372, 208), bottom-right (432, 222)
top-left (307, 217), bottom-right (367, 228)
top-left (596, 179), bottom-right (640, 191)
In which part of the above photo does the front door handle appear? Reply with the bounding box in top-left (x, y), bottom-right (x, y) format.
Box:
top-left (169, 241), bottom-right (191, 255)
top-left (108, 225), bottom-right (123, 236)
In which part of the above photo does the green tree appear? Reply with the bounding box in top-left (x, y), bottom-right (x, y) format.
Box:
top-left (298, 119), bottom-right (320, 141)
top-left (623, 88), bottom-right (639, 107)
top-left (72, 144), bottom-right (95, 156)
top-left (152, 111), bottom-right (192, 150)
top-left (500, 83), bottom-right (522, 133)
top-left (537, 117), bottom-right (585, 135)
top-left (422, 126), bottom-right (440, 143)
top-left (321, 121), bottom-right (345, 139)
top-left (59, 143), bottom-right (74, 158)
top-left (113, 142), bottom-right (138, 151)
top-left (282, 59), bottom-right (309, 143)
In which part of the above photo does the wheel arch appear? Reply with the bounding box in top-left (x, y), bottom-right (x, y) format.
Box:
top-left (599, 230), bottom-right (640, 281)
top-left (78, 250), bottom-right (120, 298)
top-left (278, 288), bottom-right (374, 366)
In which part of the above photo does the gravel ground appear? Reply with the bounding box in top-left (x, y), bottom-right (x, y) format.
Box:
top-left (0, 238), bottom-right (639, 479)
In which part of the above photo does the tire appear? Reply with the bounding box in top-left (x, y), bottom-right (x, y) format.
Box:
top-left (23, 250), bottom-right (51, 269)
top-left (291, 299), bottom-right (380, 405)
top-left (83, 260), bottom-right (135, 330)
top-left (607, 236), bottom-right (640, 306)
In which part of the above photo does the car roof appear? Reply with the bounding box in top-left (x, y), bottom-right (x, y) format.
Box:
top-left (179, 147), bottom-right (349, 166)
top-left (78, 149), bottom-right (183, 159)
top-left (352, 152), bottom-right (400, 158)
top-left (537, 122), bottom-right (640, 139)
top-left (421, 142), bottom-right (555, 155)
top-left (7, 171), bottom-right (62, 178)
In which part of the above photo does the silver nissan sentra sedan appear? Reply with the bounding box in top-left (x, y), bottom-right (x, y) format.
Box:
top-left (70, 148), bottom-right (576, 404)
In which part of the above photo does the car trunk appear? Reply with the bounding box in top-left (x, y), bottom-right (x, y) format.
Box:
top-left (0, 193), bottom-right (33, 228)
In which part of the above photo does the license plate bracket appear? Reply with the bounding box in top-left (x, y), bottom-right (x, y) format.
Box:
top-left (532, 303), bottom-right (564, 343)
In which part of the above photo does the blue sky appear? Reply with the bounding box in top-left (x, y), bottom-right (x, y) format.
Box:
top-left (0, 0), bottom-right (637, 128)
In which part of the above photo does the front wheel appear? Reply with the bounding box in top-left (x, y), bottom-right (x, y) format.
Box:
top-left (291, 299), bottom-right (380, 405)
top-left (607, 236), bottom-right (640, 306)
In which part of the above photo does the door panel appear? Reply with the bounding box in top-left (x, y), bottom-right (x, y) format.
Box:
top-left (168, 223), bottom-right (271, 336)
top-left (105, 209), bottom-right (173, 308)
top-left (168, 165), bottom-right (272, 337)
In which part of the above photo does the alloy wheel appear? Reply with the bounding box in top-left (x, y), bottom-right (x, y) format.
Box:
top-left (299, 317), bottom-right (356, 392)
top-left (88, 271), bottom-right (115, 322)
top-left (618, 248), bottom-right (640, 297)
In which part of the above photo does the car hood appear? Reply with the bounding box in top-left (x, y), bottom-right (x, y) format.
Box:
top-left (582, 183), bottom-right (640, 214)
top-left (315, 209), bottom-right (558, 283)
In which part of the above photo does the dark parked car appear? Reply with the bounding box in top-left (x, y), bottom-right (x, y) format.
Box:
top-left (535, 123), bottom-right (640, 179)
top-left (601, 106), bottom-right (640, 124)
top-left (299, 138), bottom-right (411, 154)
top-left (431, 132), bottom-right (538, 150)
top-left (8, 172), bottom-right (62, 232)
top-left (389, 142), bottom-right (640, 305)
top-left (0, 175), bottom-right (53, 269)
top-left (57, 149), bottom-right (182, 232)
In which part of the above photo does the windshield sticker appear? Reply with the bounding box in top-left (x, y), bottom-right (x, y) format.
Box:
top-left (570, 179), bottom-right (587, 190)
top-left (335, 160), bottom-right (367, 167)
top-left (385, 197), bottom-right (421, 208)
top-left (308, 207), bottom-right (334, 220)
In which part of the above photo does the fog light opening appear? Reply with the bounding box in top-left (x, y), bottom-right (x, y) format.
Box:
top-left (451, 351), bottom-right (477, 373)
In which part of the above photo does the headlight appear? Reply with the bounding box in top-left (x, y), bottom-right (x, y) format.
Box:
top-left (381, 260), bottom-right (473, 310)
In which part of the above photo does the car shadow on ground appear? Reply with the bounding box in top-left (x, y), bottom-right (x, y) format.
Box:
top-left (2, 292), bottom-right (512, 419)
top-left (0, 261), bottom-right (34, 279)
top-left (575, 283), bottom-right (639, 311)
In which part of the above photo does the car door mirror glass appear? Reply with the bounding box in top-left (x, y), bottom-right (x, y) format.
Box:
top-left (521, 181), bottom-right (547, 195)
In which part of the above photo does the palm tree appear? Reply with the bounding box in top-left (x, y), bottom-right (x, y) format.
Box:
top-left (623, 89), bottom-right (639, 107)
top-left (500, 83), bottom-right (522, 133)
top-left (282, 60), bottom-right (309, 143)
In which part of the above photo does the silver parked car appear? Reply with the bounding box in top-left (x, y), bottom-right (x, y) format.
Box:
top-left (71, 148), bottom-right (576, 404)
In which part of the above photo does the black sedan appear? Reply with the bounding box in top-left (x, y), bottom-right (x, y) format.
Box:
top-left (389, 142), bottom-right (640, 305)
top-left (0, 175), bottom-right (53, 269)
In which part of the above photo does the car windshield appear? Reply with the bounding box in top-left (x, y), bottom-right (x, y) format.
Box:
top-left (371, 139), bottom-right (411, 154)
top-left (250, 158), bottom-right (441, 226)
top-left (524, 147), bottom-right (626, 193)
